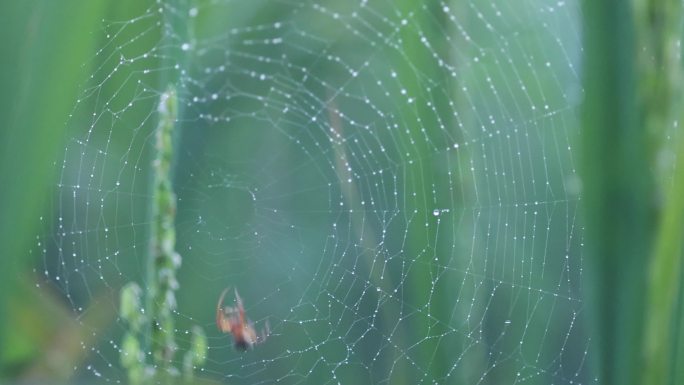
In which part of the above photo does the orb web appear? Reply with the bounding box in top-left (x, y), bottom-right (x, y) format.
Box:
top-left (32, 0), bottom-right (590, 384)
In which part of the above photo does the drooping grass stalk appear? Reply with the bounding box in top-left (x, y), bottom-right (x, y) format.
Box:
top-left (148, 87), bottom-right (182, 374)
top-left (120, 87), bottom-right (206, 383)
top-left (120, 0), bottom-right (206, 380)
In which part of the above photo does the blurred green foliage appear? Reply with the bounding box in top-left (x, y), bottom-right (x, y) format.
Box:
top-left (0, 0), bottom-right (108, 379)
top-left (581, 1), bottom-right (684, 385)
top-left (581, 2), bottom-right (651, 385)
top-left (0, 1), bottom-right (682, 385)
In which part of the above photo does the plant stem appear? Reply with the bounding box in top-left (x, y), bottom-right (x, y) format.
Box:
top-left (149, 87), bottom-right (182, 375)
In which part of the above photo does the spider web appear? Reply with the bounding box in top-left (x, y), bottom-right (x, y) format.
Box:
top-left (32, 0), bottom-right (590, 383)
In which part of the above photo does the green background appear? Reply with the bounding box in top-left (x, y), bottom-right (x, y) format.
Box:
top-left (0, 1), bottom-right (682, 384)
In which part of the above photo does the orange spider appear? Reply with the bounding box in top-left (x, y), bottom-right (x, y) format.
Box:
top-left (216, 287), bottom-right (269, 350)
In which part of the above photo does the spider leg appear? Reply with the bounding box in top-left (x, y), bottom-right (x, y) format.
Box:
top-left (235, 289), bottom-right (246, 326)
top-left (260, 320), bottom-right (270, 343)
top-left (234, 289), bottom-right (243, 310)
top-left (216, 287), bottom-right (231, 331)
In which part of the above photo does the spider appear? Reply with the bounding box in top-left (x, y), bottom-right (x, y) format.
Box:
top-left (216, 287), bottom-right (269, 350)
